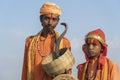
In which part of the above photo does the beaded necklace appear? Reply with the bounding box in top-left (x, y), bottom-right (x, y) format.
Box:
top-left (37, 36), bottom-right (55, 57)
top-left (85, 63), bottom-right (98, 80)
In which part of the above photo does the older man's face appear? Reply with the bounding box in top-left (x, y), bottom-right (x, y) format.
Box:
top-left (40, 13), bottom-right (59, 34)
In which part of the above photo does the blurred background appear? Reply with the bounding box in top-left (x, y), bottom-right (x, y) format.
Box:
top-left (0, 0), bottom-right (120, 80)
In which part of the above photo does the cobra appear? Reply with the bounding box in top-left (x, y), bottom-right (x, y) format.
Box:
top-left (55, 22), bottom-right (68, 58)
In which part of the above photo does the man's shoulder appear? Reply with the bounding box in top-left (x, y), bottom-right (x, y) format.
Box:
top-left (25, 35), bottom-right (36, 45)
top-left (26, 35), bottom-right (35, 39)
top-left (26, 35), bottom-right (35, 41)
top-left (62, 37), bottom-right (70, 41)
top-left (62, 37), bottom-right (71, 47)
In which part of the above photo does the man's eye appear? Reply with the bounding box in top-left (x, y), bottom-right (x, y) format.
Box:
top-left (52, 18), bottom-right (59, 21)
top-left (44, 17), bottom-right (50, 20)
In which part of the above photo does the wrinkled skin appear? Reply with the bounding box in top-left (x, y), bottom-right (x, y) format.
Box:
top-left (40, 14), bottom-right (60, 37)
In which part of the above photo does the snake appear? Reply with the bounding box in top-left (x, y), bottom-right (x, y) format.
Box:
top-left (55, 22), bottom-right (68, 58)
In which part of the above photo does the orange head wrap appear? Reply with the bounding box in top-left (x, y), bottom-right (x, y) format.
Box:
top-left (40, 2), bottom-right (62, 16)
top-left (85, 28), bottom-right (105, 43)
top-left (83, 28), bottom-right (108, 69)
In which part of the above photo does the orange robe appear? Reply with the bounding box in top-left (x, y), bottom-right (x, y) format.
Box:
top-left (77, 58), bottom-right (120, 80)
top-left (22, 32), bottom-right (71, 80)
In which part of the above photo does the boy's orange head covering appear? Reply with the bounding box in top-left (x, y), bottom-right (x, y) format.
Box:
top-left (85, 28), bottom-right (105, 43)
top-left (40, 2), bottom-right (62, 16)
top-left (83, 28), bottom-right (108, 69)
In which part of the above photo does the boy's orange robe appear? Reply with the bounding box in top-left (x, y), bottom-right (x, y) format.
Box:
top-left (77, 29), bottom-right (120, 80)
top-left (77, 58), bottom-right (120, 80)
top-left (21, 32), bottom-right (71, 80)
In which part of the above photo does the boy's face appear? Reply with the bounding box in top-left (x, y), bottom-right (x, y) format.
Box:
top-left (85, 38), bottom-right (102, 59)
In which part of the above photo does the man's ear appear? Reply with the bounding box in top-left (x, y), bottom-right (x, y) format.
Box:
top-left (40, 15), bottom-right (43, 22)
top-left (58, 17), bottom-right (60, 21)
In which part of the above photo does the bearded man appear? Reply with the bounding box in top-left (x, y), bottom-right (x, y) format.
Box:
top-left (21, 2), bottom-right (71, 80)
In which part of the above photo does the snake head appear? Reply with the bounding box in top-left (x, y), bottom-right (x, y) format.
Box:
top-left (61, 22), bottom-right (67, 27)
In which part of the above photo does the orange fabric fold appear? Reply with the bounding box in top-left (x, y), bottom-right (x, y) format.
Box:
top-left (77, 58), bottom-right (120, 80)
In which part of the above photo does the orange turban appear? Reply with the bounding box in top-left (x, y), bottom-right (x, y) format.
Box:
top-left (85, 28), bottom-right (105, 43)
top-left (40, 2), bottom-right (62, 16)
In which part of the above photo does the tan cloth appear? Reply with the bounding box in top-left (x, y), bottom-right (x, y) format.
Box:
top-left (53, 74), bottom-right (78, 80)
top-left (77, 58), bottom-right (120, 80)
top-left (21, 31), bottom-right (71, 80)
top-left (40, 2), bottom-right (61, 16)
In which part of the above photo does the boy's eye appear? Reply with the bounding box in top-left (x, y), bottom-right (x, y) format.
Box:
top-left (86, 43), bottom-right (90, 46)
top-left (92, 43), bottom-right (97, 46)
top-left (86, 43), bottom-right (97, 47)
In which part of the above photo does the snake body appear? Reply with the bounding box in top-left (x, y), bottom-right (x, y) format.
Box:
top-left (55, 23), bottom-right (68, 58)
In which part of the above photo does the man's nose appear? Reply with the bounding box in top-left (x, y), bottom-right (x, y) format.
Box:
top-left (49, 18), bottom-right (53, 24)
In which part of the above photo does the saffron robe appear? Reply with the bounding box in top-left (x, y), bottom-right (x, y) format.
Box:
top-left (77, 58), bottom-right (120, 80)
top-left (21, 32), bottom-right (71, 80)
